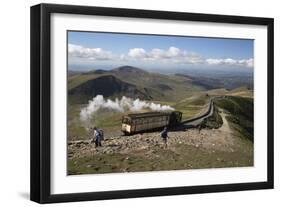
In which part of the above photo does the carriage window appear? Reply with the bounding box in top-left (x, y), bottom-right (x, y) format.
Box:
top-left (122, 118), bottom-right (131, 124)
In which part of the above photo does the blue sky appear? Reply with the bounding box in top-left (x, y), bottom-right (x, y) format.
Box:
top-left (68, 31), bottom-right (254, 71)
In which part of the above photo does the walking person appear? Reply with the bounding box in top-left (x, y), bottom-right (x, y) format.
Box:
top-left (160, 127), bottom-right (169, 148)
top-left (90, 127), bottom-right (103, 147)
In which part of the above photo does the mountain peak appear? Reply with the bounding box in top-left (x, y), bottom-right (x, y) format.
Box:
top-left (112, 65), bottom-right (148, 74)
top-left (84, 69), bottom-right (108, 75)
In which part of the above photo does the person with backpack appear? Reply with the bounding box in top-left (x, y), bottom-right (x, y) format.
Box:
top-left (91, 127), bottom-right (103, 147)
top-left (160, 127), bottom-right (169, 148)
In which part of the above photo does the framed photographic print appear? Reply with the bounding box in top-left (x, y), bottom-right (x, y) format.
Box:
top-left (30, 3), bottom-right (274, 203)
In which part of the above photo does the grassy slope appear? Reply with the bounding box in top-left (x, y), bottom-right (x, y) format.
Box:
top-left (206, 86), bottom-right (253, 98)
top-left (173, 94), bottom-right (210, 120)
top-left (68, 73), bottom-right (104, 90)
top-left (227, 86), bottom-right (254, 98)
top-left (68, 141), bottom-right (253, 175)
top-left (214, 96), bottom-right (254, 142)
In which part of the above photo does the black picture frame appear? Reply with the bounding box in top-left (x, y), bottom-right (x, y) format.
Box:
top-left (30, 3), bottom-right (274, 204)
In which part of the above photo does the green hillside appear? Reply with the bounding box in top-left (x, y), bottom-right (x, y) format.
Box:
top-left (68, 66), bottom-right (204, 104)
top-left (214, 96), bottom-right (254, 141)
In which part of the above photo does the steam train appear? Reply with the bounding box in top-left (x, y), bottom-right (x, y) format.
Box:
top-left (121, 111), bottom-right (182, 135)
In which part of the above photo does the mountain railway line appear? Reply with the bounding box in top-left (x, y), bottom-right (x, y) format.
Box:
top-left (180, 96), bottom-right (226, 128)
top-left (181, 97), bottom-right (215, 127)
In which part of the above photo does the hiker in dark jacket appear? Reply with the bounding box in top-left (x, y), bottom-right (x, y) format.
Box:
top-left (160, 127), bottom-right (169, 148)
top-left (90, 127), bottom-right (103, 147)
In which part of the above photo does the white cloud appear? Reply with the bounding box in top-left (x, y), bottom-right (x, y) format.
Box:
top-left (238, 58), bottom-right (254, 68)
top-left (128, 46), bottom-right (203, 64)
top-left (128, 48), bottom-right (147, 59)
top-left (206, 58), bottom-right (254, 68)
top-left (68, 44), bottom-right (113, 60)
top-left (68, 44), bottom-right (254, 69)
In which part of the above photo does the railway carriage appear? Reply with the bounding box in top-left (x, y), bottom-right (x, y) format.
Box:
top-left (121, 111), bottom-right (182, 135)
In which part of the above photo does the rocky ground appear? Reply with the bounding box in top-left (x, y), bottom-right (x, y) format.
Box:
top-left (68, 111), bottom-right (253, 175)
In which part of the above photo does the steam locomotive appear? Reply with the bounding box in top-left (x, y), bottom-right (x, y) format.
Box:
top-left (121, 111), bottom-right (182, 135)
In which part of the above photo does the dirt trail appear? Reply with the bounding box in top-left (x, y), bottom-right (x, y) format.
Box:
top-left (205, 109), bottom-right (235, 148)
top-left (220, 111), bottom-right (231, 133)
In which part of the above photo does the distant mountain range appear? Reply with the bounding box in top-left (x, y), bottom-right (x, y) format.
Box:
top-left (68, 65), bottom-right (253, 104)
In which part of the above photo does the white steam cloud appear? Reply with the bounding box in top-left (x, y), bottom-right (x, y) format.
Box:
top-left (80, 95), bottom-right (174, 121)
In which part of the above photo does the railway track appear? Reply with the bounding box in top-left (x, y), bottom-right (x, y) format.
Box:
top-left (181, 97), bottom-right (220, 127)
